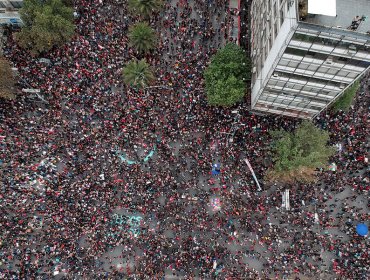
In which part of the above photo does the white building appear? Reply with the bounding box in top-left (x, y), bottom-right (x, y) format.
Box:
top-left (0, 0), bottom-right (23, 26)
top-left (250, 0), bottom-right (370, 118)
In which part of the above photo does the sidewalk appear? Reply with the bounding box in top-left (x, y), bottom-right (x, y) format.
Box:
top-left (229, 0), bottom-right (241, 44)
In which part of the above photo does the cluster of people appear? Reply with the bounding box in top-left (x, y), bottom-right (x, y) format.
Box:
top-left (0, 0), bottom-right (368, 279)
top-left (348, 15), bottom-right (366, 31)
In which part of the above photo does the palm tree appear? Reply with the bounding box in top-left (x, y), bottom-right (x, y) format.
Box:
top-left (128, 22), bottom-right (157, 54)
top-left (0, 56), bottom-right (16, 100)
top-left (122, 59), bottom-right (155, 89)
top-left (128, 0), bottom-right (163, 18)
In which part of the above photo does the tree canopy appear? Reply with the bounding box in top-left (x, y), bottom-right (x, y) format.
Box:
top-left (128, 22), bottom-right (157, 54)
top-left (16, 0), bottom-right (75, 55)
top-left (331, 80), bottom-right (360, 112)
top-left (204, 43), bottom-right (251, 107)
top-left (128, 0), bottom-right (163, 18)
top-left (267, 121), bottom-right (335, 183)
top-left (122, 59), bottom-right (155, 89)
top-left (0, 56), bottom-right (16, 100)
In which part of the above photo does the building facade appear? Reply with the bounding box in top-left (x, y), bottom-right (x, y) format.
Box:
top-left (250, 0), bottom-right (370, 118)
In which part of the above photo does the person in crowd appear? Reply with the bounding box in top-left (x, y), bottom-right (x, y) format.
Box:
top-left (0, 0), bottom-right (368, 278)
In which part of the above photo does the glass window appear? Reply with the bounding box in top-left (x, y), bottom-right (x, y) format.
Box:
top-left (327, 68), bottom-right (339, 75)
top-left (277, 81), bottom-right (287, 87)
top-left (299, 63), bottom-right (309, 70)
top-left (317, 67), bottom-right (329, 74)
top-left (310, 105), bottom-right (322, 111)
top-left (279, 59), bottom-right (289, 66)
top-left (285, 47), bottom-right (307, 56)
top-left (293, 33), bottom-right (316, 43)
top-left (313, 52), bottom-right (329, 61)
top-left (293, 84), bottom-right (303, 90)
top-left (274, 22), bottom-right (278, 38)
top-left (346, 72), bottom-right (358, 79)
top-left (288, 61), bottom-right (299, 68)
top-left (267, 96), bottom-right (276, 102)
top-left (269, 35), bottom-right (273, 50)
top-left (307, 65), bottom-right (318, 71)
top-left (280, 10), bottom-right (284, 26)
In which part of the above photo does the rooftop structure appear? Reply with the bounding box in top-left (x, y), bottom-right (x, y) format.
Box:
top-left (250, 0), bottom-right (370, 119)
top-left (0, 0), bottom-right (23, 25)
top-left (301, 0), bottom-right (370, 33)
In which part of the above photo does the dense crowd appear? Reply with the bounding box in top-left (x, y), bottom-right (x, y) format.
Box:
top-left (0, 0), bottom-right (369, 279)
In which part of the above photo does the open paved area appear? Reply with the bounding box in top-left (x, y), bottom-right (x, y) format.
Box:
top-left (0, 0), bottom-right (369, 279)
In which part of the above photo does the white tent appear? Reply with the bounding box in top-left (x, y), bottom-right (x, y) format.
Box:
top-left (308, 0), bottom-right (336, 17)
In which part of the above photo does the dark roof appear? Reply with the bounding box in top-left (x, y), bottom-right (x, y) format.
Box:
top-left (10, 1), bottom-right (23, 9)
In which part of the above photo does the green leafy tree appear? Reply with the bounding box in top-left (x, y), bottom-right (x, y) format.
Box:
top-left (16, 0), bottom-right (75, 55)
top-left (207, 75), bottom-right (245, 106)
top-left (122, 59), bottom-right (155, 89)
top-left (0, 56), bottom-right (16, 100)
top-left (331, 81), bottom-right (360, 112)
top-left (128, 22), bottom-right (157, 54)
top-left (267, 121), bottom-right (335, 183)
top-left (61, 0), bottom-right (74, 6)
top-left (204, 43), bottom-right (251, 107)
top-left (128, 0), bottom-right (163, 18)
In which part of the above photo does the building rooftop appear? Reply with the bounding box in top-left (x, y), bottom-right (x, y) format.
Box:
top-left (0, 0), bottom-right (22, 10)
top-left (299, 0), bottom-right (370, 34)
top-left (0, 0), bottom-right (23, 25)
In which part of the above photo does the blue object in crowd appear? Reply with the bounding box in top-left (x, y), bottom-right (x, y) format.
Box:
top-left (212, 169), bottom-right (220, 175)
top-left (212, 163), bottom-right (221, 175)
top-left (356, 223), bottom-right (368, 236)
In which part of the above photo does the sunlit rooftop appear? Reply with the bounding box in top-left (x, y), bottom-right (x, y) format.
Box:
top-left (298, 0), bottom-right (370, 34)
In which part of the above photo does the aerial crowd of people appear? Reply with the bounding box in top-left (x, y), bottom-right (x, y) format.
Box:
top-left (0, 0), bottom-right (369, 279)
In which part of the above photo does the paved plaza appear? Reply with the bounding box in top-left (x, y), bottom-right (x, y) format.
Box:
top-left (0, 0), bottom-right (369, 279)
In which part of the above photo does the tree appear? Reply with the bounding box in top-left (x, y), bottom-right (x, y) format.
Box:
top-left (16, 0), bottom-right (75, 55)
top-left (267, 121), bottom-right (336, 183)
top-left (122, 59), bottom-right (155, 89)
top-left (207, 75), bottom-right (245, 106)
top-left (331, 80), bottom-right (360, 112)
top-left (128, 22), bottom-right (157, 54)
top-left (61, 0), bottom-right (74, 6)
top-left (0, 56), bottom-right (16, 100)
top-left (204, 43), bottom-right (251, 107)
top-left (128, 0), bottom-right (163, 18)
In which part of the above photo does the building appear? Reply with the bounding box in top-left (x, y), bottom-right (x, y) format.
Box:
top-left (250, 0), bottom-right (370, 118)
top-left (0, 0), bottom-right (23, 26)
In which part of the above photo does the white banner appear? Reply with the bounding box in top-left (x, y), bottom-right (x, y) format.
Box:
top-left (285, 189), bottom-right (290, 211)
top-left (243, 158), bottom-right (262, 191)
top-left (281, 190), bottom-right (290, 210)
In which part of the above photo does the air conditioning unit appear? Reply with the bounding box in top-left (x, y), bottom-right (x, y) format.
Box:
top-left (261, 13), bottom-right (264, 19)
top-left (252, 67), bottom-right (257, 73)
top-left (252, 50), bottom-right (257, 57)
top-left (272, 73), bottom-right (279, 78)
top-left (339, 84), bottom-right (345, 89)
